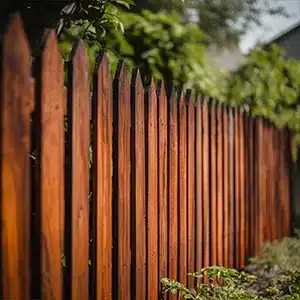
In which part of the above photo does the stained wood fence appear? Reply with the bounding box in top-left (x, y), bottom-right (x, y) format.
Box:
top-left (0, 14), bottom-right (291, 300)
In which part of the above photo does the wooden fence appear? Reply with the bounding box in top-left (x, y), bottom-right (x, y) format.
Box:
top-left (0, 14), bottom-right (292, 300)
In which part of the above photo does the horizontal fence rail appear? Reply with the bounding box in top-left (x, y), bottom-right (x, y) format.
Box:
top-left (0, 14), bottom-right (292, 300)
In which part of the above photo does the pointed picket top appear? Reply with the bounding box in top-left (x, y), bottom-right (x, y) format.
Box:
top-left (94, 51), bottom-right (110, 81)
top-left (178, 87), bottom-right (187, 110)
top-left (41, 29), bottom-right (63, 69)
top-left (185, 89), bottom-right (194, 104)
top-left (148, 76), bottom-right (156, 91)
top-left (165, 83), bottom-right (177, 103)
top-left (69, 40), bottom-right (89, 72)
top-left (114, 60), bottom-right (128, 87)
top-left (131, 68), bottom-right (143, 94)
top-left (157, 79), bottom-right (167, 99)
top-left (195, 95), bottom-right (203, 107)
top-left (2, 13), bottom-right (30, 71)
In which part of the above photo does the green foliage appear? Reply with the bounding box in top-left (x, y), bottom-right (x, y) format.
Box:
top-left (57, 3), bottom-right (300, 155)
top-left (249, 233), bottom-right (300, 272)
top-left (58, 0), bottom-right (135, 77)
top-left (161, 266), bottom-right (258, 299)
top-left (107, 10), bottom-right (227, 95)
top-left (227, 44), bottom-right (300, 157)
top-left (161, 266), bottom-right (300, 299)
top-left (131, 0), bottom-right (288, 47)
top-left (263, 270), bottom-right (300, 300)
top-left (59, 8), bottom-right (227, 98)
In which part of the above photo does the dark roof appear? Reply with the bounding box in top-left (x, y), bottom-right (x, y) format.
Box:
top-left (265, 19), bottom-right (300, 46)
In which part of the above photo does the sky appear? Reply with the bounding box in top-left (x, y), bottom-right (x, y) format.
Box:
top-left (240, 0), bottom-right (300, 53)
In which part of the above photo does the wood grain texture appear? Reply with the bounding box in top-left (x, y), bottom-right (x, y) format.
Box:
top-left (248, 118), bottom-right (255, 256)
top-left (202, 99), bottom-right (210, 268)
top-left (179, 90), bottom-right (187, 284)
top-left (234, 109), bottom-right (240, 268)
top-left (113, 61), bottom-right (131, 300)
top-left (274, 128), bottom-right (281, 240)
top-left (187, 92), bottom-right (195, 286)
top-left (40, 29), bottom-right (65, 300)
top-left (257, 118), bottom-right (265, 252)
top-left (67, 40), bottom-right (90, 300)
top-left (278, 129), bottom-right (284, 240)
top-left (254, 119), bottom-right (259, 255)
top-left (269, 126), bottom-right (277, 241)
top-left (130, 69), bottom-right (146, 300)
top-left (280, 130), bottom-right (290, 237)
top-left (228, 108), bottom-right (235, 268)
top-left (0, 13), bottom-right (32, 300)
top-left (216, 105), bottom-right (223, 267)
top-left (146, 79), bottom-right (159, 300)
top-left (223, 106), bottom-right (229, 267)
top-left (158, 81), bottom-right (168, 282)
top-left (244, 116), bottom-right (249, 258)
top-left (195, 97), bottom-right (203, 272)
top-left (168, 87), bottom-right (178, 282)
top-left (265, 125), bottom-right (272, 241)
top-left (92, 53), bottom-right (113, 300)
top-left (262, 121), bottom-right (268, 244)
top-left (239, 111), bottom-right (245, 268)
top-left (210, 102), bottom-right (217, 266)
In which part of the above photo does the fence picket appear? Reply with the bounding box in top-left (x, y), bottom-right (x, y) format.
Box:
top-left (179, 90), bottom-right (188, 284)
top-left (210, 102), bottom-right (217, 266)
top-left (39, 29), bottom-right (65, 300)
top-left (239, 111), bottom-right (245, 268)
top-left (131, 69), bottom-right (146, 300)
top-left (217, 104), bottom-right (223, 267)
top-left (158, 81), bottom-right (168, 282)
top-left (187, 92), bottom-right (196, 285)
top-left (168, 86), bottom-right (179, 285)
top-left (195, 97), bottom-right (203, 272)
top-left (92, 53), bottom-right (113, 300)
top-left (202, 99), bottom-right (210, 268)
top-left (66, 40), bottom-right (90, 300)
top-left (234, 109), bottom-right (240, 267)
top-left (223, 106), bottom-right (229, 267)
top-left (113, 61), bottom-right (131, 300)
top-left (146, 78), bottom-right (159, 300)
top-left (0, 13), bottom-right (32, 300)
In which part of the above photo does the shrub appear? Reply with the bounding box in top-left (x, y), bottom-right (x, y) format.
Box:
top-left (160, 266), bottom-right (258, 299)
top-left (249, 233), bottom-right (300, 272)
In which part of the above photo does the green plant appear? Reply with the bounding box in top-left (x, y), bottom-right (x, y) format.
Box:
top-left (160, 266), bottom-right (258, 299)
top-left (106, 10), bottom-right (227, 96)
top-left (261, 270), bottom-right (300, 299)
top-left (227, 44), bottom-right (300, 158)
top-left (249, 235), bottom-right (300, 272)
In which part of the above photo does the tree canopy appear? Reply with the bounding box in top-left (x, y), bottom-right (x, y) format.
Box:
top-left (131, 0), bottom-right (288, 47)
